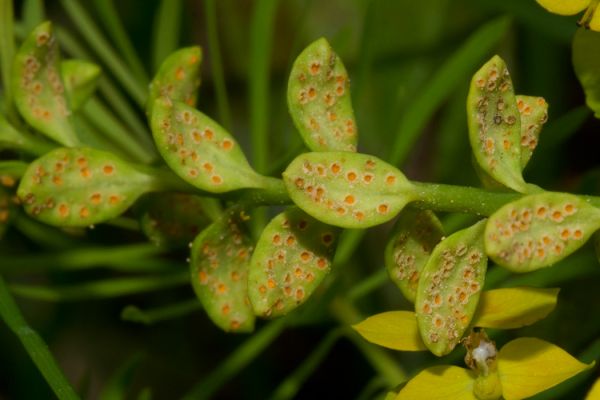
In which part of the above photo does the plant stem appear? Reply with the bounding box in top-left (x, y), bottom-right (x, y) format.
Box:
top-left (204, 0), bottom-right (233, 131)
top-left (0, 275), bottom-right (79, 399)
top-left (92, 0), bottom-right (149, 84)
top-left (120, 299), bottom-right (202, 325)
top-left (151, 0), bottom-right (182, 72)
top-left (181, 317), bottom-right (289, 400)
top-left (0, 0), bottom-right (17, 123)
top-left (59, 0), bottom-right (148, 105)
top-left (10, 272), bottom-right (189, 301)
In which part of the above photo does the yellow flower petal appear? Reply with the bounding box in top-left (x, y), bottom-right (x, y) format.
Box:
top-left (498, 337), bottom-right (594, 400)
top-left (590, 5), bottom-right (600, 31)
top-left (352, 311), bottom-right (427, 351)
top-left (472, 287), bottom-right (559, 329)
top-left (585, 377), bottom-right (600, 399)
top-left (396, 366), bottom-right (477, 400)
top-left (536, 0), bottom-right (590, 15)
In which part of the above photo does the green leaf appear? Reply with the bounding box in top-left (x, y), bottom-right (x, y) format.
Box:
top-left (287, 37), bottom-right (357, 152)
top-left (573, 28), bottom-right (600, 118)
top-left (472, 287), bottom-right (558, 329)
top-left (12, 21), bottom-right (79, 147)
top-left (17, 147), bottom-right (158, 227)
top-left (498, 337), bottom-right (594, 400)
top-left (190, 215), bottom-right (255, 332)
top-left (415, 220), bottom-right (488, 356)
top-left (248, 207), bottom-right (338, 317)
top-left (0, 113), bottom-right (54, 155)
top-left (385, 209), bottom-right (444, 303)
top-left (484, 192), bottom-right (600, 272)
top-left (139, 193), bottom-right (215, 248)
top-left (535, 0), bottom-right (589, 15)
top-left (352, 311), bottom-right (428, 352)
top-left (282, 152), bottom-right (417, 229)
top-left (147, 46), bottom-right (201, 117)
top-left (396, 366), bottom-right (476, 400)
top-left (516, 95), bottom-right (549, 169)
top-left (467, 55), bottom-right (527, 192)
top-left (151, 98), bottom-right (267, 193)
top-left (61, 59), bottom-right (101, 111)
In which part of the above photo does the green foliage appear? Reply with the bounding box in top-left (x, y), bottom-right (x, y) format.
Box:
top-left (573, 28), bottom-right (600, 118)
top-left (60, 59), bottom-right (100, 111)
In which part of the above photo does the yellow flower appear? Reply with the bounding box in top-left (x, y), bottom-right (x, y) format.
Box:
top-left (536, 0), bottom-right (600, 31)
top-left (395, 337), bottom-right (593, 400)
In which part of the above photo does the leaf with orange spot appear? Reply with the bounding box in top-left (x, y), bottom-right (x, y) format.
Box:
top-left (147, 47), bottom-right (202, 117)
top-left (0, 187), bottom-right (14, 239)
top-left (498, 337), bottom-right (594, 400)
top-left (516, 95), bottom-right (548, 169)
top-left (395, 366), bottom-right (477, 400)
top-left (385, 209), bottom-right (444, 303)
top-left (573, 28), bottom-right (600, 119)
top-left (467, 55), bottom-right (527, 193)
top-left (138, 193), bottom-right (219, 248)
top-left (287, 38), bottom-right (357, 152)
top-left (248, 207), bottom-right (339, 318)
top-left (17, 147), bottom-right (159, 227)
top-left (472, 287), bottom-right (559, 329)
top-left (484, 192), bottom-right (600, 272)
top-left (415, 220), bottom-right (488, 357)
top-left (283, 152), bottom-right (416, 229)
top-left (352, 311), bottom-right (428, 352)
top-left (61, 59), bottom-right (101, 111)
top-left (12, 22), bottom-right (79, 147)
top-left (190, 215), bottom-right (255, 333)
top-left (151, 99), bottom-right (268, 193)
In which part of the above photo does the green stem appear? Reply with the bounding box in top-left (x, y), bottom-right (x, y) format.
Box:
top-left (10, 272), bottom-right (189, 301)
top-left (269, 328), bottom-right (343, 400)
top-left (181, 317), bottom-right (289, 400)
top-left (151, 0), bottom-right (182, 72)
top-left (120, 299), bottom-right (202, 325)
top-left (0, 160), bottom-right (29, 177)
top-left (0, 244), bottom-right (172, 273)
top-left (92, 0), bottom-right (149, 85)
top-left (59, 0), bottom-right (148, 105)
top-left (330, 298), bottom-right (406, 386)
top-left (204, 0), bottom-right (233, 131)
top-left (13, 212), bottom-right (77, 249)
top-left (0, 275), bottom-right (79, 399)
top-left (0, 0), bottom-right (17, 122)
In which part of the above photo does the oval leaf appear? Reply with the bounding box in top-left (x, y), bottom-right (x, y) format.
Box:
top-left (248, 207), bottom-right (338, 318)
top-left (498, 337), bottom-right (594, 400)
top-left (190, 216), bottom-right (255, 332)
top-left (283, 152), bottom-right (416, 229)
top-left (484, 192), bottom-right (600, 272)
top-left (535, 0), bottom-right (589, 15)
top-left (151, 98), bottom-right (266, 193)
top-left (516, 95), bottom-right (548, 169)
top-left (287, 38), bottom-right (357, 152)
top-left (467, 55), bottom-right (526, 192)
top-left (61, 59), bottom-right (101, 111)
top-left (147, 47), bottom-right (202, 116)
top-left (415, 220), bottom-right (488, 356)
top-left (139, 193), bottom-right (216, 247)
top-left (573, 28), bottom-right (600, 118)
top-left (17, 147), bottom-right (157, 226)
top-left (472, 287), bottom-right (559, 329)
top-left (385, 209), bottom-right (444, 303)
top-left (12, 21), bottom-right (79, 147)
top-left (352, 311), bottom-right (427, 352)
top-left (396, 366), bottom-right (476, 400)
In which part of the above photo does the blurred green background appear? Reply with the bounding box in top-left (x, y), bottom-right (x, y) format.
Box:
top-left (1, 0), bottom-right (600, 399)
